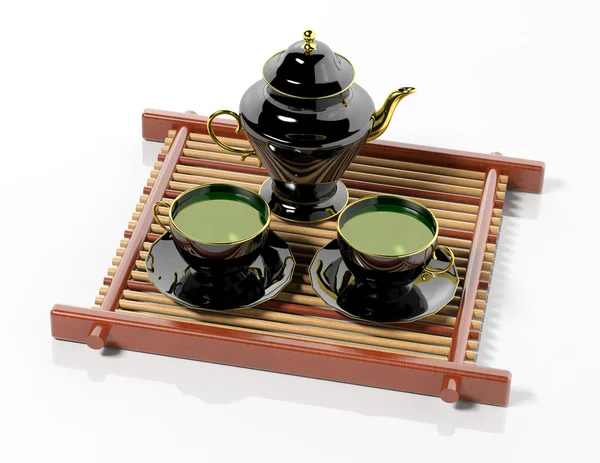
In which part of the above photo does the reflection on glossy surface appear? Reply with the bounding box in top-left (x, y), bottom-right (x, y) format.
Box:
top-left (368, 87), bottom-right (416, 141)
top-left (336, 195), bottom-right (444, 286)
top-left (241, 82), bottom-right (374, 150)
top-left (153, 184), bottom-right (272, 276)
top-left (262, 30), bottom-right (355, 99)
top-left (147, 231), bottom-right (295, 310)
top-left (208, 30), bottom-right (414, 222)
top-left (260, 178), bottom-right (349, 223)
top-left (310, 239), bottom-right (459, 323)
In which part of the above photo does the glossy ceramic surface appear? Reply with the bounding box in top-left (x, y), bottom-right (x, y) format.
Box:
top-left (147, 231), bottom-right (296, 310)
top-left (262, 29), bottom-right (354, 99)
top-left (240, 82), bottom-right (374, 158)
top-left (260, 178), bottom-right (349, 223)
top-left (153, 184), bottom-right (271, 275)
top-left (207, 30), bottom-right (415, 220)
top-left (337, 195), bottom-right (453, 286)
top-left (310, 238), bottom-right (459, 323)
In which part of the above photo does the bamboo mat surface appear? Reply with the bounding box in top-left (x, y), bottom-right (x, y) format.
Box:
top-left (95, 131), bottom-right (507, 364)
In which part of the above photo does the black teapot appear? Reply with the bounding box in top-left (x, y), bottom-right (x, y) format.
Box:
top-left (208, 29), bottom-right (415, 223)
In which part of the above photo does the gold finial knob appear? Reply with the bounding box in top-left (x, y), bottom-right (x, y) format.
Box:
top-left (303, 29), bottom-right (316, 55)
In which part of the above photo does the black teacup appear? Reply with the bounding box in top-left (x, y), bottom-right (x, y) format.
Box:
top-left (337, 195), bottom-right (454, 286)
top-left (153, 184), bottom-right (271, 277)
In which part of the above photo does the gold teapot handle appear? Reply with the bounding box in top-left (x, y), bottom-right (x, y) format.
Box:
top-left (422, 245), bottom-right (455, 280)
top-left (152, 200), bottom-right (171, 232)
top-left (206, 110), bottom-right (262, 167)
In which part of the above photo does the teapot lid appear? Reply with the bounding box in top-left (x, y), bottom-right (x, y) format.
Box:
top-left (262, 30), bottom-right (355, 99)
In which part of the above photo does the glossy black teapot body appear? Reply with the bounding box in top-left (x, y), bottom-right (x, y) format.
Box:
top-left (240, 82), bottom-right (374, 186)
top-left (208, 30), bottom-right (415, 220)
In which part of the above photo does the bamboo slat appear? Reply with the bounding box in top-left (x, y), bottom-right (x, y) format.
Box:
top-left (96, 130), bottom-right (506, 365)
top-left (96, 293), bottom-right (476, 360)
top-left (164, 131), bottom-right (509, 184)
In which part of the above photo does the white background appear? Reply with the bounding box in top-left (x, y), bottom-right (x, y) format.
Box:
top-left (1, 0), bottom-right (599, 460)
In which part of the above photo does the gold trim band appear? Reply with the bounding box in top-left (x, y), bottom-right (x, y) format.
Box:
top-left (153, 200), bottom-right (171, 232)
top-left (422, 245), bottom-right (455, 280)
top-left (206, 110), bottom-right (262, 167)
top-left (260, 178), bottom-right (349, 224)
top-left (261, 51), bottom-right (356, 100)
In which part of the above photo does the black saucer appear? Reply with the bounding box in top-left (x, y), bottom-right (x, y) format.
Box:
top-left (259, 178), bottom-right (349, 224)
top-left (146, 231), bottom-right (295, 310)
top-left (309, 239), bottom-right (459, 323)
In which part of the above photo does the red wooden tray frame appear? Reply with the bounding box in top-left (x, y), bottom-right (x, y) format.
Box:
top-left (50, 109), bottom-right (545, 406)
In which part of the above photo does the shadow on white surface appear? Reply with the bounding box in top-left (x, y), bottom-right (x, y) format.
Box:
top-left (502, 176), bottom-right (564, 220)
top-left (503, 190), bottom-right (542, 220)
top-left (476, 215), bottom-right (515, 368)
top-left (143, 139), bottom-right (162, 167)
top-left (540, 176), bottom-right (567, 195)
top-left (477, 184), bottom-right (543, 406)
top-left (508, 388), bottom-right (536, 406)
top-left (53, 339), bottom-right (509, 436)
top-left (477, 186), bottom-right (541, 365)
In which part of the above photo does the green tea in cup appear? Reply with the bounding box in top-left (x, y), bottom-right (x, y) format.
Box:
top-left (153, 184), bottom-right (271, 275)
top-left (173, 197), bottom-right (266, 243)
top-left (340, 203), bottom-right (435, 256)
top-left (336, 195), bottom-right (454, 286)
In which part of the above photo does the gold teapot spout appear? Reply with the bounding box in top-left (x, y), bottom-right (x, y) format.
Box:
top-left (368, 87), bottom-right (416, 141)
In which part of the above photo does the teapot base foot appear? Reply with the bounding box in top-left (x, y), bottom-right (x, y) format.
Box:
top-left (260, 179), bottom-right (349, 224)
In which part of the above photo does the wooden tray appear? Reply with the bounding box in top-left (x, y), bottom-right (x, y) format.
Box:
top-left (51, 109), bottom-right (545, 406)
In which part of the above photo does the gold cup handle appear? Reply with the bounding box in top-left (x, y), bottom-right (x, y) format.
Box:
top-left (152, 200), bottom-right (171, 233)
top-left (422, 245), bottom-right (455, 280)
top-left (206, 110), bottom-right (262, 167)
